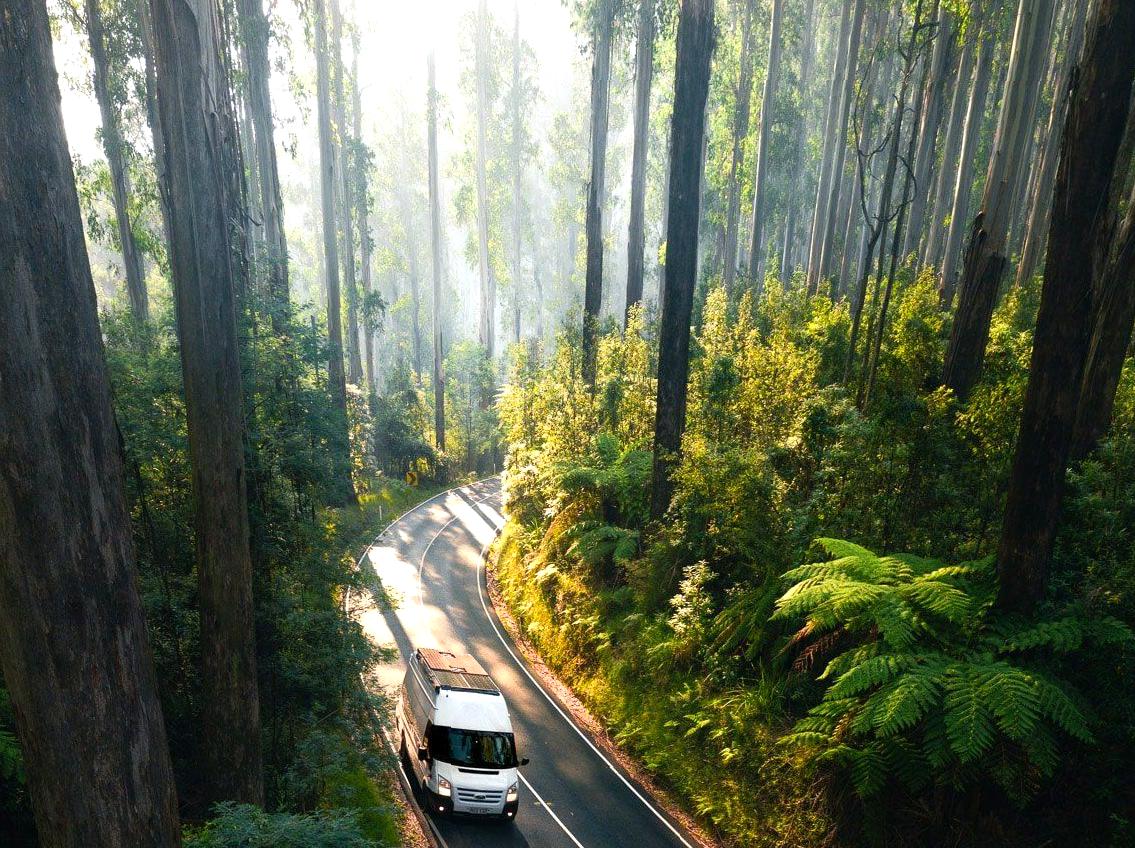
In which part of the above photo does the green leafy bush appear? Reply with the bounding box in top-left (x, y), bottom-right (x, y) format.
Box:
top-left (183, 803), bottom-right (380, 848)
top-left (775, 539), bottom-right (1133, 803)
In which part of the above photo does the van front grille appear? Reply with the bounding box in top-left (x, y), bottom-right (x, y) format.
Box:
top-left (456, 787), bottom-right (503, 804)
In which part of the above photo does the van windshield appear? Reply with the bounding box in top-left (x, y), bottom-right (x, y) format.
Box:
top-left (428, 725), bottom-right (517, 768)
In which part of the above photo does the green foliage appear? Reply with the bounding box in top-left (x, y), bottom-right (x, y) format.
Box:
top-left (183, 803), bottom-right (381, 848)
top-left (775, 540), bottom-right (1131, 804)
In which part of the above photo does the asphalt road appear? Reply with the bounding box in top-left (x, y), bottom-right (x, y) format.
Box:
top-left (359, 478), bottom-right (698, 848)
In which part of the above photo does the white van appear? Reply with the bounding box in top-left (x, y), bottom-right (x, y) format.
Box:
top-left (397, 648), bottom-right (527, 821)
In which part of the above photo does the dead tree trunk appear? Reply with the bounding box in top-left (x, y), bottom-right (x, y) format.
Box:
top-left (583, 0), bottom-right (614, 385)
top-left (428, 54), bottom-right (446, 451)
top-left (651, 0), bottom-right (714, 521)
top-left (626, 0), bottom-right (656, 319)
top-left (997, 0), bottom-right (1135, 613)
top-left (722, 0), bottom-right (755, 297)
top-left (314, 0), bottom-right (357, 504)
top-left (943, 0), bottom-right (1055, 401)
top-left (84, 0), bottom-right (148, 322)
top-left (747, 0), bottom-right (784, 283)
top-left (150, 0), bottom-right (264, 803)
top-left (0, 3), bottom-right (181, 842)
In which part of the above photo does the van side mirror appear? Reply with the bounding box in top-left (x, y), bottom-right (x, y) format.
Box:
top-left (519, 757), bottom-right (530, 767)
top-left (417, 744), bottom-right (429, 762)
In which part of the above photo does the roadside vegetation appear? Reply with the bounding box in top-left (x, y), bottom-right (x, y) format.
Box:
top-left (496, 286), bottom-right (1135, 846)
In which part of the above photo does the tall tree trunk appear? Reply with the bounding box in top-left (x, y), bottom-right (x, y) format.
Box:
top-left (136, 0), bottom-right (172, 251)
top-left (84, 0), bottom-right (148, 322)
top-left (923, 28), bottom-right (975, 268)
top-left (331, 0), bottom-right (362, 385)
top-left (626, 0), bottom-right (656, 319)
top-left (0, 3), bottom-right (181, 842)
top-left (237, 0), bottom-right (289, 328)
top-left (943, 0), bottom-right (1055, 401)
top-left (722, 0), bottom-right (755, 297)
top-left (314, 0), bottom-right (357, 504)
top-left (428, 53), bottom-right (446, 452)
top-left (811, 0), bottom-right (868, 293)
top-left (1014, 0), bottom-right (1090, 288)
top-left (747, 0), bottom-right (784, 283)
top-left (583, 0), bottom-right (614, 385)
top-left (939, 24), bottom-right (995, 304)
top-left (904, 3), bottom-right (953, 258)
top-left (475, 0), bottom-right (495, 360)
top-left (511, 6), bottom-right (524, 343)
top-left (149, 0), bottom-right (264, 803)
top-left (804, 0), bottom-right (853, 293)
top-left (353, 25), bottom-right (374, 389)
top-left (997, 0), bottom-right (1135, 613)
top-left (780, 0), bottom-right (816, 282)
top-left (1071, 174), bottom-right (1135, 461)
top-left (651, 0), bottom-right (714, 521)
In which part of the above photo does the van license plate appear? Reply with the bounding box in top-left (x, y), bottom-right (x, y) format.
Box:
top-left (470, 807), bottom-right (491, 815)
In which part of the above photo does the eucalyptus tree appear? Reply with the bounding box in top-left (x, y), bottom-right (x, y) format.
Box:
top-left (237, 0), bottom-right (289, 327)
top-left (313, 0), bottom-right (358, 504)
top-left (428, 54), bottom-right (446, 451)
top-left (475, 0), bottom-right (496, 359)
top-left (721, 0), bottom-right (755, 298)
top-left (582, 0), bottom-right (616, 385)
top-left (149, 0), bottom-right (264, 803)
top-left (780, 0), bottom-right (816, 282)
top-left (652, 0), bottom-right (714, 520)
top-left (944, 0), bottom-right (1055, 401)
top-left (746, 0), bottom-right (784, 284)
top-left (0, 2), bottom-right (180, 841)
top-left (625, 0), bottom-right (657, 318)
top-left (998, 0), bottom-right (1135, 612)
top-left (352, 23), bottom-right (376, 387)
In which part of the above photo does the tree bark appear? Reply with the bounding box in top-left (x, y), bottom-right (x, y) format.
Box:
top-left (721, 0), bottom-right (755, 297)
top-left (428, 54), bottom-right (446, 451)
top-left (237, 0), bottom-right (289, 328)
top-left (938, 23), bottom-right (995, 304)
top-left (136, 0), bottom-right (173, 252)
top-left (943, 0), bottom-right (1055, 401)
top-left (511, 6), bottom-right (524, 343)
top-left (314, 0), bottom-right (357, 504)
top-left (0, 4), bottom-right (181, 843)
top-left (904, 4), bottom-right (953, 258)
top-left (922, 28), bottom-right (974, 268)
top-left (626, 0), bottom-right (656, 319)
top-left (84, 0), bottom-right (149, 322)
top-left (1014, 0), bottom-right (1090, 288)
top-left (475, 0), bottom-right (496, 360)
top-left (149, 0), bottom-right (264, 803)
top-left (651, 0), bottom-right (714, 521)
top-left (353, 25), bottom-right (374, 389)
top-left (997, 0), bottom-right (1135, 614)
top-left (811, 0), bottom-right (868, 293)
top-left (583, 0), bottom-right (614, 385)
top-left (780, 0), bottom-right (816, 282)
top-left (747, 0), bottom-right (784, 283)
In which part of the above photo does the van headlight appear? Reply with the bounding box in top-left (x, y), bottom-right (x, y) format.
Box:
top-left (506, 782), bottom-right (518, 803)
top-left (437, 776), bottom-right (452, 797)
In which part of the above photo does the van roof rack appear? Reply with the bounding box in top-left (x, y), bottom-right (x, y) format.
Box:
top-left (416, 648), bottom-right (500, 695)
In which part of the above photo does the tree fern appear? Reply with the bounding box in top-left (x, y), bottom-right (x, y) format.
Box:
top-left (776, 537), bottom-right (1133, 803)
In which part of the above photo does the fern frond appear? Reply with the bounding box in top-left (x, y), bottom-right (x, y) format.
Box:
top-left (943, 668), bottom-right (997, 763)
top-left (828, 654), bottom-right (915, 699)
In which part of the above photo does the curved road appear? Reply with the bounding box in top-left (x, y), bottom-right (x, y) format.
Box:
top-left (358, 478), bottom-right (698, 848)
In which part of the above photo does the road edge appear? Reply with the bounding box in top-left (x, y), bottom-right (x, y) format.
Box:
top-left (479, 518), bottom-right (723, 848)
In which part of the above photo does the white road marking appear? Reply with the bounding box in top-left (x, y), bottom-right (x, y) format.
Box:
top-left (474, 513), bottom-right (697, 848)
top-left (517, 772), bottom-right (587, 848)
